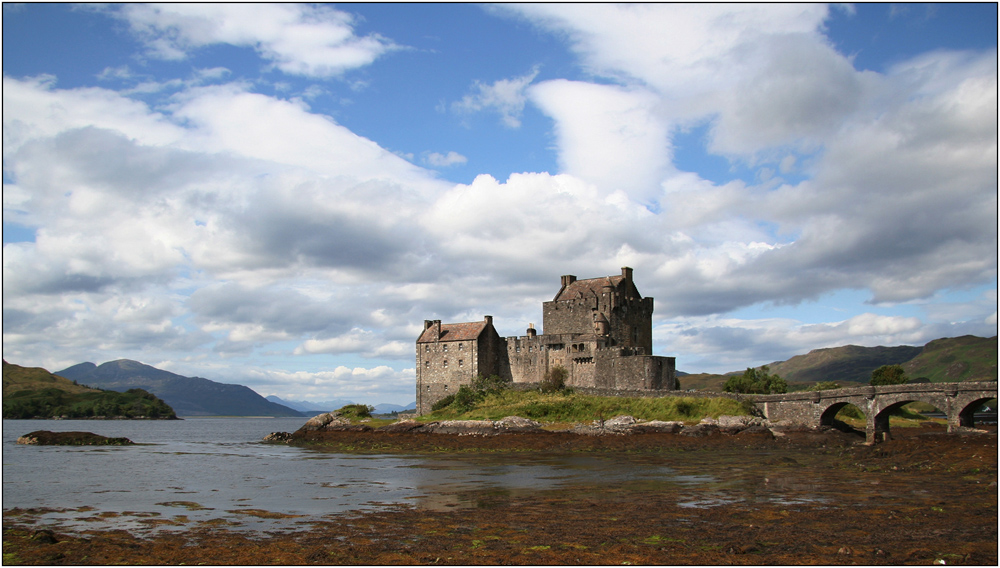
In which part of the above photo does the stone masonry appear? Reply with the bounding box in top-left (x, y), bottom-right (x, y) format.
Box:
top-left (416, 268), bottom-right (677, 415)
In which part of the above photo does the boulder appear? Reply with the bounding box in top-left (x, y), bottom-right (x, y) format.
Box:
top-left (425, 420), bottom-right (497, 436)
top-left (494, 416), bottom-right (541, 432)
top-left (377, 419), bottom-right (424, 433)
top-left (298, 412), bottom-right (354, 432)
top-left (604, 415), bottom-right (637, 428)
top-left (631, 420), bottom-right (684, 433)
top-left (735, 425), bottom-right (775, 439)
top-left (680, 423), bottom-right (720, 437)
top-left (261, 432), bottom-right (292, 443)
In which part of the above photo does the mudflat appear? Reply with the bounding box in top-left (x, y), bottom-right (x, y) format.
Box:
top-left (3, 424), bottom-right (996, 565)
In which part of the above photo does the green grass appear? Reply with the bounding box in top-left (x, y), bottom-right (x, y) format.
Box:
top-left (422, 389), bottom-right (749, 424)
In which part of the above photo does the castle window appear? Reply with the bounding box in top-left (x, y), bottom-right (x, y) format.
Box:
top-left (459, 343), bottom-right (464, 350)
top-left (424, 361), bottom-right (430, 368)
top-left (443, 359), bottom-right (448, 367)
top-left (458, 359), bottom-right (463, 367)
top-left (425, 345), bottom-right (430, 352)
top-left (443, 344), bottom-right (448, 352)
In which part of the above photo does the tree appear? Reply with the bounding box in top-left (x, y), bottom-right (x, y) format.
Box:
top-left (870, 364), bottom-right (909, 386)
top-left (723, 365), bottom-right (787, 394)
top-left (540, 366), bottom-right (568, 393)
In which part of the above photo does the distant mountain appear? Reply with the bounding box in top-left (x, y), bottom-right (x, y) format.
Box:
top-left (265, 395), bottom-right (355, 414)
top-left (679, 335), bottom-right (997, 391)
top-left (57, 360), bottom-right (303, 417)
top-left (373, 402), bottom-right (416, 414)
top-left (765, 344), bottom-right (924, 386)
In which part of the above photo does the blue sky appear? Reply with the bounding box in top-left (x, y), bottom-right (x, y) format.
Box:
top-left (3, 4), bottom-right (997, 405)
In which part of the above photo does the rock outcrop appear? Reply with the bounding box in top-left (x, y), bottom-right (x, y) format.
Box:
top-left (16, 431), bottom-right (134, 446)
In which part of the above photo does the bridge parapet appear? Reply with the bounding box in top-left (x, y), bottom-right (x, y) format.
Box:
top-left (749, 382), bottom-right (997, 444)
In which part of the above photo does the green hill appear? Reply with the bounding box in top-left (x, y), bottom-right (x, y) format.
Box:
top-left (902, 335), bottom-right (997, 382)
top-left (764, 344), bottom-right (924, 386)
top-left (680, 335), bottom-right (997, 391)
top-left (3, 360), bottom-right (177, 419)
top-left (2, 360), bottom-right (99, 396)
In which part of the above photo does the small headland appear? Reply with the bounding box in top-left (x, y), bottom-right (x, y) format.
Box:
top-left (15, 430), bottom-right (135, 446)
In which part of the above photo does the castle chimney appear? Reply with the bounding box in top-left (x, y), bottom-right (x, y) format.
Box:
top-left (561, 274), bottom-right (577, 287)
top-left (484, 315), bottom-right (493, 326)
top-left (527, 323), bottom-right (536, 337)
top-left (621, 267), bottom-right (633, 283)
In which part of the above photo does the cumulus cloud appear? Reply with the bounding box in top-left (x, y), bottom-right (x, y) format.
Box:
top-left (112, 4), bottom-right (397, 78)
top-left (3, 5), bottom-right (995, 402)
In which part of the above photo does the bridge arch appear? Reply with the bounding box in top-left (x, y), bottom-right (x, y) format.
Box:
top-left (819, 400), bottom-right (866, 426)
top-left (957, 396), bottom-right (996, 428)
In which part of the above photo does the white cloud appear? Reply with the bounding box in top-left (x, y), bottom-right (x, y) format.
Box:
top-left (425, 151), bottom-right (468, 167)
top-left (113, 4), bottom-right (397, 78)
top-left (529, 80), bottom-right (671, 203)
top-left (452, 66), bottom-right (540, 128)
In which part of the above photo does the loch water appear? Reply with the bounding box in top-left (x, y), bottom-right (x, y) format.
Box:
top-left (7, 417), bottom-right (986, 538)
top-left (4, 417), bottom-right (727, 534)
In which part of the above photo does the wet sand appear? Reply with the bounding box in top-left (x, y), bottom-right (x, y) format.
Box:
top-left (3, 424), bottom-right (996, 565)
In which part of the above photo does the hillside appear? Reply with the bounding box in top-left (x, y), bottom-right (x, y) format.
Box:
top-left (57, 360), bottom-right (303, 417)
top-left (902, 335), bottom-right (997, 382)
top-left (682, 335), bottom-right (996, 391)
top-left (3, 360), bottom-right (99, 396)
top-left (764, 344), bottom-right (924, 385)
top-left (3, 361), bottom-right (176, 419)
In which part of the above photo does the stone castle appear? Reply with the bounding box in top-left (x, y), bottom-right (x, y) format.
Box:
top-left (416, 267), bottom-right (677, 414)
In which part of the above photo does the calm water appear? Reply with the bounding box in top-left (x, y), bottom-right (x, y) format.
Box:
top-left (3, 418), bottom-right (743, 534)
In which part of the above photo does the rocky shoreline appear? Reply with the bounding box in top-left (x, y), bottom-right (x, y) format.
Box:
top-left (263, 410), bottom-right (855, 444)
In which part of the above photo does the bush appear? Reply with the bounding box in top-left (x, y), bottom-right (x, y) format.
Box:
top-left (870, 364), bottom-right (909, 386)
top-left (431, 394), bottom-right (455, 412)
top-left (540, 366), bottom-right (568, 393)
top-left (808, 381), bottom-right (841, 391)
top-left (337, 404), bottom-right (374, 419)
top-left (472, 374), bottom-right (511, 395)
top-left (452, 385), bottom-right (482, 413)
top-left (723, 365), bottom-right (787, 394)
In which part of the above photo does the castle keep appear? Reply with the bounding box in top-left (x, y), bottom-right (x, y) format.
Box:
top-left (416, 268), bottom-right (677, 414)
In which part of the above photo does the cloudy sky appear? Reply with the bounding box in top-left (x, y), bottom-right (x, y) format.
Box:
top-left (3, 3), bottom-right (997, 405)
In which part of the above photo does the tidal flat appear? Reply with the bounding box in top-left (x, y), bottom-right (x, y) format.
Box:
top-left (3, 423), bottom-right (996, 565)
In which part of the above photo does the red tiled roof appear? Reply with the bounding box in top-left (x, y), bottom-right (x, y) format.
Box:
top-left (417, 321), bottom-right (488, 343)
top-left (555, 275), bottom-right (624, 301)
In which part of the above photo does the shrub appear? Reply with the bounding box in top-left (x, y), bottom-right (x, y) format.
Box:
top-left (431, 394), bottom-right (455, 412)
top-left (471, 374), bottom-right (511, 395)
top-left (723, 365), bottom-right (787, 394)
top-left (337, 404), bottom-right (374, 419)
top-left (808, 381), bottom-right (841, 391)
top-left (540, 366), bottom-right (568, 393)
top-left (452, 385), bottom-right (482, 413)
top-left (870, 364), bottom-right (909, 386)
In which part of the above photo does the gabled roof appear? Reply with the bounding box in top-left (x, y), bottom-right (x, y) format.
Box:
top-left (554, 275), bottom-right (624, 301)
top-left (417, 321), bottom-right (488, 343)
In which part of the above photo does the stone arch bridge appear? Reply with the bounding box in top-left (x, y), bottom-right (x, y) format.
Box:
top-left (752, 382), bottom-right (997, 444)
